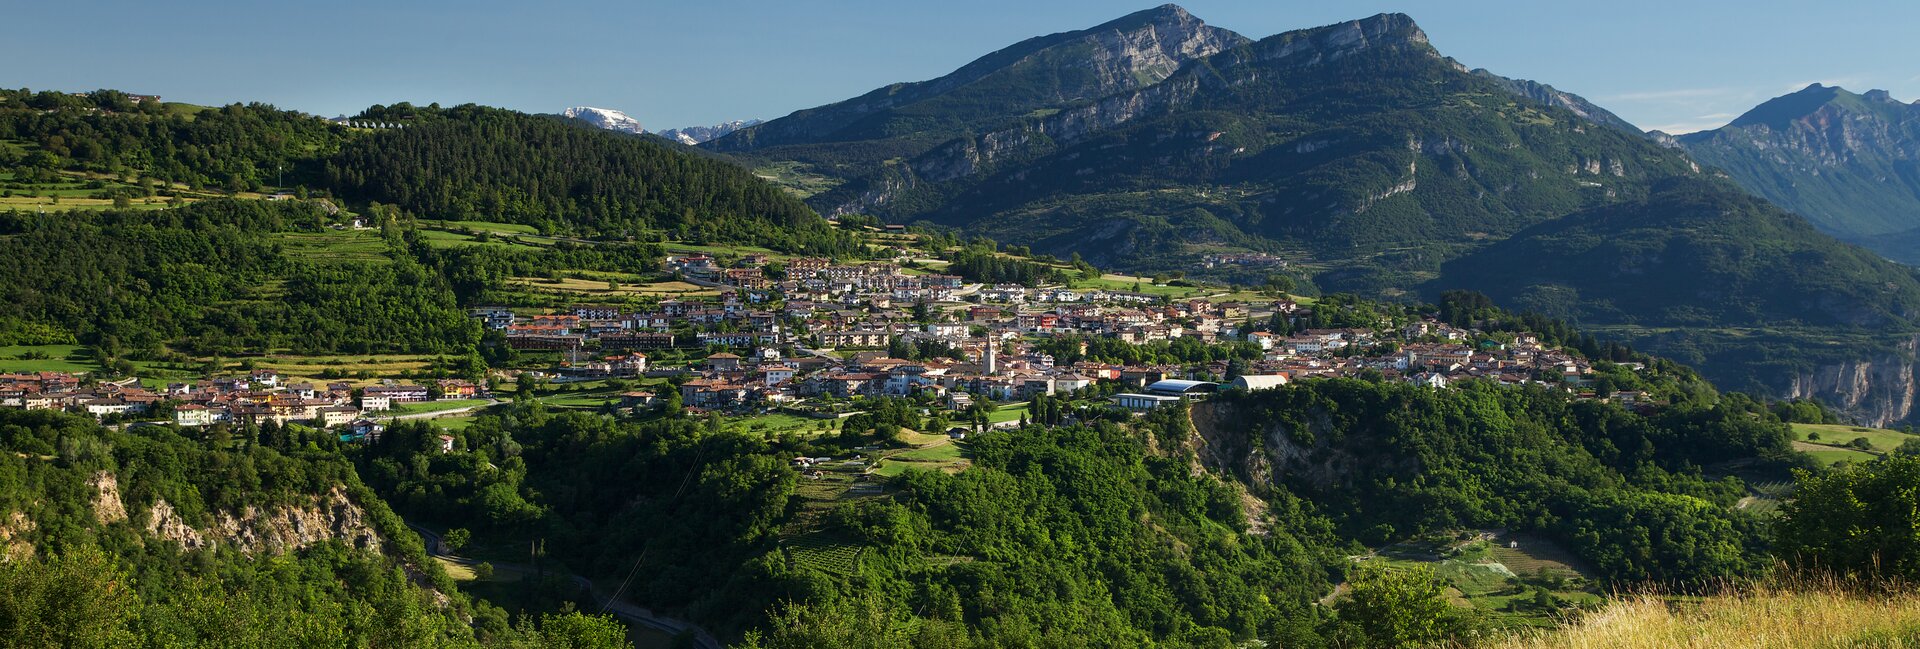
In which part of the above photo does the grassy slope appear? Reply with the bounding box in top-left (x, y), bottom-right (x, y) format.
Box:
top-left (1493, 585), bottom-right (1920, 648)
top-left (1792, 423), bottom-right (1918, 453)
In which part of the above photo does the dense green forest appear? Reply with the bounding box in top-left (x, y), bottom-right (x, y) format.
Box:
top-left (945, 248), bottom-right (1068, 287)
top-left (324, 104), bottom-right (860, 253)
top-left (1208, 380), bottom-right (1791, 585)
top-left (0, 88), bottom-right (344, 191)
top-left (0, 409), bottom-right (632, 648)
top-left (0, 200), bottom-right (477, 354)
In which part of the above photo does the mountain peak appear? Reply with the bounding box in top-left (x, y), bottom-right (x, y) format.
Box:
top-left (1723, 83), bottom-right (1914, 132)
top-left (708, 4), bottom-right (1245, 153)
top-left (1123, 3), bottom-right (1193, 22)
top-left (1726, 84), bottom-right (1843, 129)
top-left (1240, 11), bottom-right (1432, 65)
top-left (562, 106), bottom-right (644, 135)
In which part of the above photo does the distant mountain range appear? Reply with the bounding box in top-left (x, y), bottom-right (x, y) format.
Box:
top-left (703, 5), bottom-right (1920, 426)
top-left (656, 119), bottom-right (762, 145)
top-left (1670, 84), bottom-right (1920, 264)
top-left (562, 106), bottom-right (760, 144)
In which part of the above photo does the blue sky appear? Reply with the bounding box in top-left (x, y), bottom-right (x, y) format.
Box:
top-left (6, 1), bottom-right (1916, 134)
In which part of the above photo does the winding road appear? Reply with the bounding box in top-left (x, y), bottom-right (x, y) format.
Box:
top-left (408, 523), bottom-right (723, 649)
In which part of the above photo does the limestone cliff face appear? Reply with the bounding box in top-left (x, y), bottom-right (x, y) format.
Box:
top-left (1784, 334), bottom-right (1920, 428)
top-left (1186, 399), bottom-right (1397, 497)
top-left (0, 511), bottom-right (33, 561)
top-left (710, 4), bottom-right (1245, 153)
top-left (132, 485), bottom-right (384, 556)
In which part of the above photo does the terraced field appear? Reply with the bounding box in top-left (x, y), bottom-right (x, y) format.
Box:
top-left (273, 231), bottom-right (392, 264)
top-left (784, 533), bottom-right (863, 575)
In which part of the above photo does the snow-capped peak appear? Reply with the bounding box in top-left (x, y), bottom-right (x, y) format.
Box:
top-left (656, 119), bottom-right (764, 145)
top-left (562, 106), bottom-right (644, 135)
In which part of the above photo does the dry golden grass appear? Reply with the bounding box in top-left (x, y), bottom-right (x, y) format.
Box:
top-left (1492, 581), bottom-right (1920, 649)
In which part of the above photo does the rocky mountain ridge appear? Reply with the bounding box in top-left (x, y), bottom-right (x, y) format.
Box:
top-left (1675, 84), bottom-right (1920, 263)
top-left (706, 3), bottom-right (1247, 174)
top-left (656, 119), bottom-right (762, 145)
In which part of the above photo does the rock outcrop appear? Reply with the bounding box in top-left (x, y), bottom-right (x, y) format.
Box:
top-left (144, 486), bottom-right (384, 556)
top-left (0, 511), bottom-right (33, 561)
top-left (1784, 334), bottom-right (1920, 428)
top-left (709, 4), bottom-right (1246, 154)
top-left (90, 470), bottom-right (127, 525)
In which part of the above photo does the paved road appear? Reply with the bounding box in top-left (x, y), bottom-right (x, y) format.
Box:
top-left (408, 523), bottom-right (722, 649)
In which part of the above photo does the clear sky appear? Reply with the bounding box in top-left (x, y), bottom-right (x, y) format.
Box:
top-left (6, 1), bottom-right (1916, 134)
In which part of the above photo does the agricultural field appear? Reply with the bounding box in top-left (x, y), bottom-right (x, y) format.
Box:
top-left (734, 411), bottom-right (821, 435)
top-left (273, 230), bottom-right (392, 263)
top-left (873, 432), bottom-right (970, 476)
top-left (986, 402), bottom-right (1033, 424)
top-left (1365, 532), bottom-right (1602, 629)
top-left (507, 276), bottom-right (721, 298)
top-left (663, 242), bottom-right (792, 261)
top-left (753, 160), bottom-right (842, 198)
top-left (211, 353), bottom-right (441, 383)
top-left (783, 532), bottom-right (864, 575)
top-left (1790, 423), bottom-right (1918, 454)
top-left (414, 228), bottom-right (547, 251)
top-left (422, 220), bottom-right (541, 235)
top-left (1791, 441), bottom-right (1879, 467)
top-left (0, 345), bottom-right (97, 373)
top-left (0, 169), bottom-right (222, 211)
top-left (1072, 273), bottom-right (1216, 298)
top-left (390, 398), bottom-right (492, 416)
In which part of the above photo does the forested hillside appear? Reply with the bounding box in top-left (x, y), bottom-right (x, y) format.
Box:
top-left (0, 88), bottom-right (871, 356)
top-left (0, 409), bottom-right (631, 647)
top-left (325, 104), bottom-right (858, 252)
top-left (1436, 179), bottom-right (1920, 330)
top-left (348, 351), bottom-right (1815, 647)
top-left (0, 88), bottom-right (344, 192)
top-left (0, 200), bottom-right (477, 354)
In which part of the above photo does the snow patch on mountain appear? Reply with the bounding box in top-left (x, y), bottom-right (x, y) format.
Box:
top-left (656, 119), bottom-right (763, 145)
top-left (562, 106), bottom-right (645, 134)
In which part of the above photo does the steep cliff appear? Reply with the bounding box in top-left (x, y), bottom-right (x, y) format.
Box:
top-left (136, 486), bottom-right (385, 556)
top-left (1784, 333), bottom-right (1920, 427)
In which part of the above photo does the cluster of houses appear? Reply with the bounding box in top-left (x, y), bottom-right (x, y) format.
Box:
top-left (1201, 252), bottom-right (1290, 269)
top-left (456, 248), bottom-right (1645, 417)
top-left (0, 368), bottom-right (484, 436)
top-left (659, 309), bottom-right (1613, 414)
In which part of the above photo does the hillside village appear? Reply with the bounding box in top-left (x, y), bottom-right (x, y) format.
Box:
top-left (1, 245), bottom-right (1654, 435)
